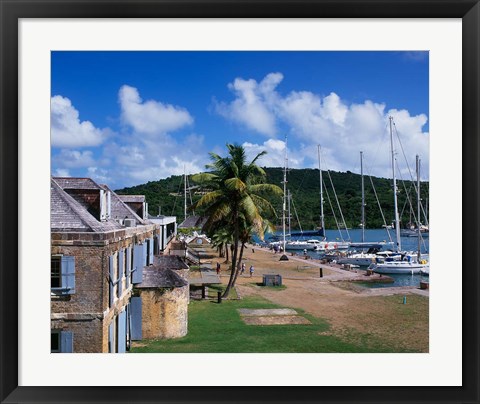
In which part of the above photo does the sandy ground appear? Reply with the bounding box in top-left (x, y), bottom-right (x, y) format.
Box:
top-left (215, 244), bottom-right (429, 352)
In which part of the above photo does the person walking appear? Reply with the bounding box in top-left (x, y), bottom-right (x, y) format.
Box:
top-left (216, 262), bottom-right (221, 275)
top-left (249, 265), bottom-right (254, 277)
top-left (241, 262), bottom-right (246, 275)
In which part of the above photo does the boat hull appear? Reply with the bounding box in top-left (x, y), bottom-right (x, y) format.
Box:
top-left (372, 262), bottom-right (428, 275)
top-left (285, 243), bottom-right (316, 251)
top-left (315, 242), bottom-right (350, 251)
top-left (337, 256), bottom-right (377, 266)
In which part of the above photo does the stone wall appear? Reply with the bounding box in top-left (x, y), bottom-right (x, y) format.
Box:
top-left (66, 189), bottom-right (101, 220)
top-left (51, 316), bottom-right (103, 353)
top-left (140, 285), bottom-right (189, 339)
top-left (51, 225), bottom-right (158, 352)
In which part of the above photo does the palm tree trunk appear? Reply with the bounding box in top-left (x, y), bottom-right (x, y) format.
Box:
top-left (231, 242), bottom-right (245, 288)
top-left (223, 215), bottom-right (240, 298)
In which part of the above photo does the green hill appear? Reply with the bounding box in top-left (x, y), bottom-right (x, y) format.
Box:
top-left (115, 167), bottom-right (429, 230)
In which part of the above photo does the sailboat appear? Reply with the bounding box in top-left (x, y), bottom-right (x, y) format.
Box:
top-left (312, 145), bottom-right (350, 252)
top-left (371, 117), bottom-right (429, 275)
top-left (337, 151), bottom-right (384, 265)
top-left (279, 138), bottom-right (289, 260)
top-left (286, 145), bottom-right (327, 251)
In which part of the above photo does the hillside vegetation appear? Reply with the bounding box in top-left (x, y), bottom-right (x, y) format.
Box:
top-left (115, 167), bottom-right (429, 230)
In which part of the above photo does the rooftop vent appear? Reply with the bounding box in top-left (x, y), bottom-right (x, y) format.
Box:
top-left (124, 218), bottom-right (136, 227)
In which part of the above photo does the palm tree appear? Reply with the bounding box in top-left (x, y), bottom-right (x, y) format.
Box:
top-left (192, 144), bottom-right (282, 297)
top-left (211, 226), bottom-right (233, 263)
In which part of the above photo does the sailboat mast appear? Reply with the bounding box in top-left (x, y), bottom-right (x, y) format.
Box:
top-left (317, 145), bottom-right (325, 238)
top-left (282, 138), bottom-right (288, 252)
top-left (360, 151), bottom-right (365, 243)
top-left (417, 155), bottom-right (421, 261)
top-left (389, 116), bottom-right (402, 251)
top-left (184, 166), bottom-right (187, 222)
top-left (287, 189), bottom-right (291, 237)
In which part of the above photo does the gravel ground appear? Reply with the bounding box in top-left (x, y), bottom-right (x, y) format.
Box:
top-left (219, 244), bottom-right (429, 352)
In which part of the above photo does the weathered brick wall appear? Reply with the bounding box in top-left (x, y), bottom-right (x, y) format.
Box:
top-left (51, 317), bottom-right (103, 353)
top-left (140, 286), bottom-right (188, 339)
top-left (125, 202), bottom-right (143, 218)
top-left (51, 244), bottom-right (106, 314)
top-left (66, 189), bottom-right (101, 219)
top-left (51, 225), bottom-right (158, 352)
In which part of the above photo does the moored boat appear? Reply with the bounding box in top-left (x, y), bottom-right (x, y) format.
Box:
top-left (285, 239), bottom-right (319, 250)
top-left (369, 119), bottom-right (429, 275)
top-left (337, 252), bottom-right (378, 266)
top-left (370, 259), bottom-right (429, 275)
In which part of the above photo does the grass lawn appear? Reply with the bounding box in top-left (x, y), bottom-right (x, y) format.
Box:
top-left (130, 295), bottom-right (407, 353)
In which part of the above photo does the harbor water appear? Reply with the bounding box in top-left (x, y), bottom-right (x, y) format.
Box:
top-left (262, 228), bottom-right (430, 288)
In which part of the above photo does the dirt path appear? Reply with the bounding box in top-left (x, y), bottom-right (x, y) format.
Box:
top-left (219, 245), bottom-right (429, 352)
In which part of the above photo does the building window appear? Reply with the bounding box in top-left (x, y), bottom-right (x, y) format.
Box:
top-left (51, 256), bottom-right (76, 295)
top-left (51, 330), bottom-right (73, 353)
top-left (51, 331), bottom-right (60, 353)
top-left (51, 257), bottom-right (61, 288)
top-left (117, 252), bottom-right (121, 282)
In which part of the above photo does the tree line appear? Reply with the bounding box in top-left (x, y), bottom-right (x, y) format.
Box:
top-left (116, 166), bottom-right (429, 231)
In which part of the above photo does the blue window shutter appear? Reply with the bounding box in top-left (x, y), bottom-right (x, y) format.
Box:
top-left (148, 237), bottom-right (154, 265)
top-left (118, 250), bottom-right (124, 297)
top-left (126, 304), bottom-right (131, 350)
top-left (130, 296), bottom-right (142, 341)
top-left (60, 331), bottom-right (73, 353)
top-left (132, 245), bottom-right (144, 284)
top-left (117, 310), bottom-right (127, 353)
top-left (108, 321), bottom-right (115, 353)
top-left (153, 235), bottom-right (159, 255)
top-left (109, 255), bottom-right (114, 307)
top-left (143, 242), bottom-right (148, 267)
top-left (126, 247), bottom-right (131, 288)
top-left (61, 256), bottom-right (75, 295)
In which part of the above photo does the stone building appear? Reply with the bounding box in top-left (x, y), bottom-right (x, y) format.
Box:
top-left (50, 177), bottom-right (186, 353)
top-left (147, 214), bottom-right (177, 252)
top-left (132, 256), bottom-right (189, 340)
top-left (116, 194), bottom-right (148, 221)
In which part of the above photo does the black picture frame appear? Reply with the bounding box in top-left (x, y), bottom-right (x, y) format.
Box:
top-left (1, 1), bottom-right (478, 403)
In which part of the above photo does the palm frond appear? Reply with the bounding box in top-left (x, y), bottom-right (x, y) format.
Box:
top-left (224, 177), bottom-right (247, 193)
top-left (191, 172), bottom-right (219, 185)
top-left (249, 194), bottom-right (277, 217)
top-left (194, 190), bottom-right (225, 209)
top-left (250, 183), bottom-right (283, 196)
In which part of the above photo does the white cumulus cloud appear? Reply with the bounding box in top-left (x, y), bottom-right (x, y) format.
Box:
top-left (52, 149), bottom-right (95, 168)
top-left (51, 95), bottom-right (106, 148)
top-left (215, 73), bottom-right (281, 136)
top-left (242, 139), bottom-right (304, 168)
top-left (87, 167), bottom-right (111, 185)
top-left (53, 168), bottom-right (70, 177)
top-left (119, 85), bottom-right (193, 135)
top-left (215, 72), bottom-right (429, 179)
top-left (52, 85), bottom-right (206, 189)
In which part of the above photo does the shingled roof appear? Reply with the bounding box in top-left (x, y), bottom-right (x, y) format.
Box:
top-left (135, 268), bottom-right (188, 289)
top-left (117, 195), bottom-right (145, 203)
top-left (53, 177), bottom-right (101, 190)
top-left (153, 255), bottom-right (189, 270)
top-left (51, 179), bottom-right (122, 232)
top-left (51, 177), bottom-right (150, 232)
top-left (178, 215), bottom-right (207, 229)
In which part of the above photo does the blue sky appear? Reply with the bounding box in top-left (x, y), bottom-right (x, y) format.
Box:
top-left (51, 51), bottom-right (429, 189)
